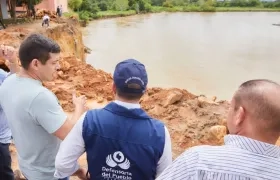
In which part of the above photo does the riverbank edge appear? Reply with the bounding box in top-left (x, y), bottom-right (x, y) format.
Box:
top-left (65, 6), bottom-right (280, 25)
top-left (64, 7), bottom-right (280, 27)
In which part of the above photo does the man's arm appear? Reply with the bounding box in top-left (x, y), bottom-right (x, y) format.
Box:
top-left (30, 90), bottom-right (87, 140)
top-left (54, 113), bottom-right (87, 179)
top-left (53, 108), bottom-right (85, 140)
top-left (156, 126), bottom-right (172, 177)
top-left (0, 45), bottom-right (20, 74)
top-left (53, 91), bottom-right (88, 140)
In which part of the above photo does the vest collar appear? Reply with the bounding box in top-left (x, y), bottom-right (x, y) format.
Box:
top-left (104, 102), bottom-right (150, 119)
top-left (114, 100), bottom-right (141, 109)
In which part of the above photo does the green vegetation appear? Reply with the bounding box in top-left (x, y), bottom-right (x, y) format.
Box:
top-left (97, 10), bottom-right (136, 17)
top-left (216, 6), bottom-right (280, 11)
top-left (67, 0), bottom-right (280, 23)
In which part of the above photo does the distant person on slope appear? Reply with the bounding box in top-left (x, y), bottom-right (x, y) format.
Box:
top-left (56, 6), bottom-right (60, 16)
top-left (0, 33), bottom-right (88, 180)
top-left (54, 59), bottom-right (172, 180)
top-left (42, 13), bottom-right (50, 27)
top-left (59, 5), bottom-right (63, 17)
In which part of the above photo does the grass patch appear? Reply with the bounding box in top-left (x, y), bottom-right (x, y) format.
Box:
top-left (151, 6), bottom-right (183, 12)
top-left (151, 6), bottom-right (280, 12)
top-left (96, 10), bottom-right (137, 18)
top-left (63, 11), bottom-right (79, 18)
top-left (216, 7), bottom-right (280, 11)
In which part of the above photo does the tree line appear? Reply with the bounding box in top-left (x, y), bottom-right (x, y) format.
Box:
top-left (69, 0), bottom-right (280, 18)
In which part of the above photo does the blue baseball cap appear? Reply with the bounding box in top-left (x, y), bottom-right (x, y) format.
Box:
top-left (113, 59), bottom-right (148, 94)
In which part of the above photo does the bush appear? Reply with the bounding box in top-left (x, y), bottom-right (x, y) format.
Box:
top-left (163, 1), bottom-right (173, 7)
top-left (151, 0), bottom-right (165, 6)
top-left (69, 0), bottom-right (83, 10)
top-left (200, 4), bottom-right (216, 11)
top-left (99, 1), bottom-right (108, 11)
top-left (78, 11), bottom-right (91, 21)
top-left (144, 2), bottom-right (153, 11)
top-left (80, 0), bottom-right (100, 14)
top-left (247, 0), bottom-right (261, 7)
top-left (273, 1), bottom-right (280, 7)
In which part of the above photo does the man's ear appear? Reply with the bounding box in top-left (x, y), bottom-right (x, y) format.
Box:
top-left (29, 59), bottom-right (40, 70)
top-left (112, 83), bottom-right (116, 94)
top-left (235, 106), bottom-right (246, 127)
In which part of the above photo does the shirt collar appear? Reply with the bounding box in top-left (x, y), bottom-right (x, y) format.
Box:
top-left (225, 135), bottom-right (280, 158)
top-left (114, 100), bottom-right (141, 109)
top-left (0, 69), bottom-right (8, 82)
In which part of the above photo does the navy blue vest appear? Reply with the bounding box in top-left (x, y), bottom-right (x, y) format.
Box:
top-left (82, 102), bottom-right (165, 180)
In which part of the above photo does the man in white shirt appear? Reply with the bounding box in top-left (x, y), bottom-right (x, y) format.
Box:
top-left (54, 59), bottom-right (172, 180)
top-left (157, 79), bottom-right (280, 180)
top-left (42, 13), bottom-right (50, 27)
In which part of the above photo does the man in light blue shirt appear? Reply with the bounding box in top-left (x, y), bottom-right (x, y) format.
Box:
top-left (0, 34), bottom-right (88, 180)
top-left (0, 45), bottom-right (20, 180)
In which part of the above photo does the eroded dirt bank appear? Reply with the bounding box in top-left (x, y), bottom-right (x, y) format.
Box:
top-left (0, 18), bottom-right (231, 178)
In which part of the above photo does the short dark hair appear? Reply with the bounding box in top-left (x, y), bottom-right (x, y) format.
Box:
top-left (116, 88), bottom-right (144, 101)
top-left (0, 64), bottom-right (9, 72)
top-left (233, 79), bottom-right (280, 132)
top-left (19, 33), bottom-right (60, 70)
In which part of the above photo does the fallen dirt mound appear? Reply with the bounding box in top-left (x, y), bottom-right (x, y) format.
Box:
top-left (141, 89), bottom-right (229, 157)
top-left (47, 62), bottom-right (230, 158)
top-left (17, 9), bottom-right (58, 19)
top-left (49, 59), bottom-right (230, 157)
top-left (36, 9), bottom-right (57, 18)
top-left (44, 56), bottom-right (114, 111)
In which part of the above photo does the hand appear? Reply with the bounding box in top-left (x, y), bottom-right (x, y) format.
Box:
top-left (72, 90), bottom-right (88, 114)
top-left (0, 45), bottom-right (17, 64)
top-left (76, 168), bottom-right (89, 180)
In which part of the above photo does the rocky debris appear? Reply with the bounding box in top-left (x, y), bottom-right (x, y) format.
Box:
top-left (141, 90), bottom-right (230, 157)
top-left (84, 46), bottom-right (92, 54)
top-left (36, 9), bottom-right (57, 18)
top-left (209, 125), bottom-right (227, 144)
top-left (47, 56), bottom-right (114, 111)
top-left (17, 9), bottom-right (57, 19)
top-left (163, 90), bottom-right (183, 107)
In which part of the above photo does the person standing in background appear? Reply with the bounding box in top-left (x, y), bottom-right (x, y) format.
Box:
top-left (59, 5), bottom-right (63, 17)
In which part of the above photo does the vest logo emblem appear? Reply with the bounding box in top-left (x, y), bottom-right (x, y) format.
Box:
top-left (106, 151), bottom-right (130, 170)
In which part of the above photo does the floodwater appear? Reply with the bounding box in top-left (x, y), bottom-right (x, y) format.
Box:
top-left (83, 12), bottom-right (280, 100)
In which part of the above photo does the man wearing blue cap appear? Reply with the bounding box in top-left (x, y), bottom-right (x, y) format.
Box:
top-left (54, 59), bottom-right (172, 180)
